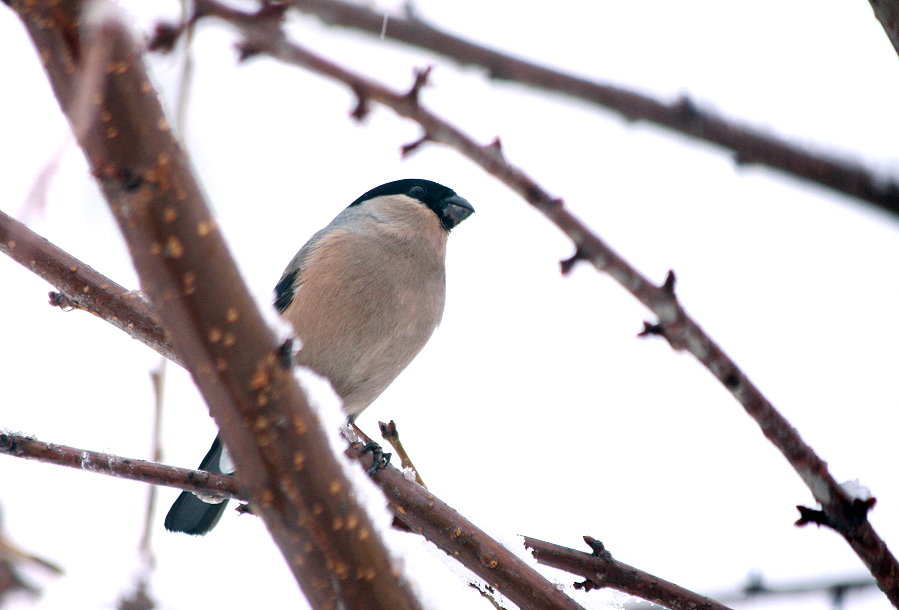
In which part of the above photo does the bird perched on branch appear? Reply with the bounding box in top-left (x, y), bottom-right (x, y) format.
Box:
top-left (164, 178), bottom-right (474, 535)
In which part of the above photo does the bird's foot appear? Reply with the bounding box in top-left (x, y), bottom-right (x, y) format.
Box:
top-left (360, 441), bottom-right (391, 475)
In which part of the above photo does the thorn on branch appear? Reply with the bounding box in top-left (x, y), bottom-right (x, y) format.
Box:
top-left (572, 579), bottom-right (602, 592)
top-left (350, 87), bottom-right (370, 121)
top-left (378, 420), bottom-right (398, 441)
top-left (256, 1), bottom-right (290, 20)
top-left (560, 247), bottom-right (587, 275)
top-left (661, 269), bottom-right (677, 296)
top-left (401, 133), bottom-right (431, 157)
top-left (583, 535), bottom-right (612, 559)
top-left (795, 505), bottom-right (831, 528)
top-left (48, 291), bottom-right (75, 311)
top-left (848, 496), bottom-right (878, 525)
top-left (148, 22), bottom-right (184, 53)
top-left (236, 41), bottom-right (262, 62)
top-left (406, 65), bottom-right (433, 104)
top-left (484, 136), bottom-right (504, 159)
top-left (674, 94), bottom-right (701, 125)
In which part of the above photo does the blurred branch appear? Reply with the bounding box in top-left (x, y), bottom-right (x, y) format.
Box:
top-left (867, 0), bottom-right (899, 60)
top-left (289, 0), bottom-right (899, 218)
top-left (0, 431), bottom-right (242, 500)
top-left (524, 536), bottom-right (729, 610)
top-left (0, 209), bottom-right (178, 364)
top-left (9, 2), bottom-right (423, 609)
top-left (625, 571), bottom-right (877, 609)
top-left (186, 3), bottom-right (899, 605)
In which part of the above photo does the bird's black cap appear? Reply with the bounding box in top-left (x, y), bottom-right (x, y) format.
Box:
top-left (350, 178), bottom-right (474, 231)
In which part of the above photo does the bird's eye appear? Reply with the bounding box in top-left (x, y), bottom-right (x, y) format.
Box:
top-left (408, 185), bottom-right (427, 200)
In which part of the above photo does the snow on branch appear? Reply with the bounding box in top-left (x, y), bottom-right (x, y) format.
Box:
top-left (186, 2), bottom-right (899, 604)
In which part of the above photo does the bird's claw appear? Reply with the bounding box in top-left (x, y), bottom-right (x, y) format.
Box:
top-left (361, 441), bottom-right (391, 475)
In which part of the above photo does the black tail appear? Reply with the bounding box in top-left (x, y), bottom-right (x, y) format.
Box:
top-left (164, 436), bottom-right (231, 535)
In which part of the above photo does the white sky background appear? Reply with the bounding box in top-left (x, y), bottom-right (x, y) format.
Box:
top-left (1, 1), bottom-right (898, 609)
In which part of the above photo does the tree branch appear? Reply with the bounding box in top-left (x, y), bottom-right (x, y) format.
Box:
top-left (185, 3), bottom-right (899, 605)
top-left (524, 536), bottom-right (730, 610)
top-left (0, 430), bottom-right (587, 610)
top-left (289, 0), bottom-right (899, 218)
top-left (0, 209), bottom-right (178, 364)
top-left (0, 431), bottom-right (243, 500)
top-left (10, 2), bottom-right (422, 608)
top-left (866, 0), bottom-right (899, 60)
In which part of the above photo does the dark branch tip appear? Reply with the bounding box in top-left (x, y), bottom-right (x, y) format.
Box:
top-left (847, 496), bottom-right (877, 526)
top-left (637, 321), bottom-right (664, 338)
top-left (406, 65), bottom-right (433, 103)
top-left (256, 1), bottom-right (290, 20)
top-left (148, 22), bottom-right (183, 53)
top-left (235, 41), bottom-right (262, 62)
top-left (662, 269), bottom-right (677, 295)
top-left (350, 89), bottom-right (370, 121)
top-left (401, 133), bottom-right (430, 157)
top-left (573, 579), bottom-right (602, 591)
top-left (378, 420), bottom-right (399, 440)
top-left (583, 535), bottom-right (611, 559)
top-left (560, 247), bottom-right (587, 275)
top-left (675, 94), bottom-right (701, 123)
top-left (484, 136), bottom-right (504, 158)
top-left (795, 505), bottom-right (831, 528)
top-left (48, 291), bottom-right (75, 311)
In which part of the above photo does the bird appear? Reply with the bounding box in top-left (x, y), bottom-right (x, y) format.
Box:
top-left (164, 178), bottom-right (474, 535)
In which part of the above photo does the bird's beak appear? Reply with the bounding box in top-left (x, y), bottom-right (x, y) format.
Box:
top-left (442, 195), bottom-right (475, 228)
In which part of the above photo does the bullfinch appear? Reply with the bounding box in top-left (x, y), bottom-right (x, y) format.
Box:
top-left (164, 178), bottom-right (474, 535)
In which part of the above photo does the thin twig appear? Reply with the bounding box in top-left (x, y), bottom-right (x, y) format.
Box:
top-left (289, 0), bottom-right (899, 218)
top-left (0, 432), bottom-right (243, 500)
top-left (524, 536), bottom-right (730, 610)
top-left (185, 3), bottom-right (899, 604)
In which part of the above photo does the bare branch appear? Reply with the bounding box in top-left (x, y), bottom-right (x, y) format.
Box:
top-left (184, 3), bottom-right (899, 604)
top-left (367, 454), bottom-right (585, 610)
top-left (289, 0), bottom-right (899, 217)
top-left (0, 431), bottom-right (243, 500)
top-left (0, 428), bottom-right (586, 610)
top-left (866, 0), bottom-right (899, 60)
top-left (0, 209), bottom-right (178, 364)
top-left (524, 536), bottom-right (729, 610)
top-left (10, 2), bottom-right (423, 608)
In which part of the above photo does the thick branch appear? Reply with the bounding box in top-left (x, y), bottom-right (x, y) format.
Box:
top-left (0, 432), bottom-right (242, 500)
top-left (867, 0), bottom-right (899, 60)
top-left (190, 4), bottom-right (899, 604)
top-left (368, 455), bottom-right (585, 610)
top-left (0, 209), bottom-right (178, 364)
top-left (289, 0), bottom-right (899, 218)
top-left (524, 536), bottom-right (730, 610)
top-left (10, 3), bottom-right (421, 609)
